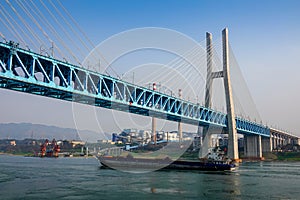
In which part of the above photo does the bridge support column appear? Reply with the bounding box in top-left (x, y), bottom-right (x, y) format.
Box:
top-left (291, 138), bottom-right (295, 145)
top-left (269, 133), bottom-right (273, 152)
top-left (178, 121), bottom-right (182, 143)
top-left (258, 135), bottom-right (262, 158)
top-left (277, 136), bottom-right (281, 148)
top-left (293, 138), bottom-right (299, 145)
top-left (269, 134), bottom-right (273, 151)
top-left (222, 28), bottom-right (239, 161)
top-left (244, 135), bottom-right (263, 159)
top-left (273, 135), bottom-right (278, 150)
top-left (262, 136), bottom-right (272, 154)
top-left (287, 137), bottom-right (291, 145)
top-left (284, 136), bottom-right (288, 145)
top-left (152, 117), bottom-right (156, 144)
top-left (199, 32), bottom-right (214, 158)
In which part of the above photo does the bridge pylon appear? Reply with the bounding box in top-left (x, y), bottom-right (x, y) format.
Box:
top-left (222, 28), bottom-right (239, 161)
top-left (200, 28), bottom-right (239, 161)
top-left (199, 32), bottom-right (214, 158)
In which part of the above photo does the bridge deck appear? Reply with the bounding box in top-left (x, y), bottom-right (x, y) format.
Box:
top-left (0, 42), bottom-right (270, 137)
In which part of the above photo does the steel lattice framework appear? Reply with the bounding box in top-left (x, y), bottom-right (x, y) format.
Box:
top-left (0, 42), bottom-right (270, 137)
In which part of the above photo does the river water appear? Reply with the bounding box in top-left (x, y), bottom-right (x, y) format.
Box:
top-left (0, 155), bottom-right (299, 200)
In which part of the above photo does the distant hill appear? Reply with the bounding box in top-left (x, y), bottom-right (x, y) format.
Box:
top-left (0, 123), bottom-right (111, 142)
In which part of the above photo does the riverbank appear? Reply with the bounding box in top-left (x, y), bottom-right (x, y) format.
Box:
top-left (0, 152), bottom-right (95, 158)
top-left (251, 152), bottom-right (300, 162)
top-left (0, 152), bottom-right (20, 156)
top-left (274, 152), bottom-right (300, 161)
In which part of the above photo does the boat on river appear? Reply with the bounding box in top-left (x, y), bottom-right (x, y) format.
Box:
top-left (96, 146), bottom-right (235, 171)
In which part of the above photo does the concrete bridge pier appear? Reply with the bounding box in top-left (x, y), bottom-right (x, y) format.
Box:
top-left (278, 135), bottom-right (282, 147)
top-left (291, 138), bottom-right (299, 145)
top-left (273, 134), bottom-right (278, 150)
top-left (278, 136), bottom-right (282, 147)
top-left (262, 136), bottom-right (272, 153)
top-left (271, 134), bottom-right (275, 150)
top-left (276, 135), bottom-right (281, 149)
top-left (283, 136), bottom-right (288, 145)
top-left (244, 135), bottom-right (263, 159)
top-left (287, 137), bottom-right (291, 145)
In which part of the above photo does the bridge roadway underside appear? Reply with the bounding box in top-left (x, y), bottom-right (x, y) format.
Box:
top-left (0, 76), bottom-right (210, 127)
top-left (0, 74), bottom-right (270, 135)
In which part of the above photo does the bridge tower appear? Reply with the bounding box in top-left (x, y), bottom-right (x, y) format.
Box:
top-left (222, 28), bottom-right (239, 161)
top-left (199, 32), bottom-right (214, 158)
top-left (200, 28), bottom-right (239, 161)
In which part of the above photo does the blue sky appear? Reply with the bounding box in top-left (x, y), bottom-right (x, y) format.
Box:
top-left (66, 0), bottom-right (300, 43)
top-left (1, 0), bottom-right (300, 137)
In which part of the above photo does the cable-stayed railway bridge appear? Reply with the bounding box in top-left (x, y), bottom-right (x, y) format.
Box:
top-left (0, 29), bottom-right (299, 161)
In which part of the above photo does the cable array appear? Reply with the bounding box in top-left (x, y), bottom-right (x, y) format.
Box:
top-left (0, 0), bottom-right (118, 77)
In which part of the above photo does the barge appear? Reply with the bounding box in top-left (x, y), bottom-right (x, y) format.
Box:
top-left (96, 147), bottom-right (235, 171)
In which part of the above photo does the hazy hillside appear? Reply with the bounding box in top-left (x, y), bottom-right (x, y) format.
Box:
top-left (0, 123), bottom-right (111, 142)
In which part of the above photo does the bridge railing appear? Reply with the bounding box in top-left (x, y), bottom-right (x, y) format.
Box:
top-left (0, 41), bottom-right (270, 137)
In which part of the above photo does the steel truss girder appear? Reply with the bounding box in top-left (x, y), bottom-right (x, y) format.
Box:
top-left (0, 42), bottom-right (270, 137)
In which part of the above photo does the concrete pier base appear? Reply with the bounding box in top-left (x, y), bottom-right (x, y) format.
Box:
top-left (152, 116), bottom-right (156, 144)
top-left (244, 135), bottom-right (263, 159)
top-left (262, 136), bottom-right (272, 154)
top-left (178, 121), bottom-right (182, 143)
